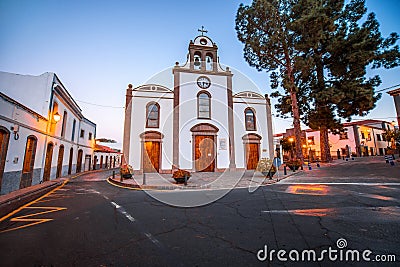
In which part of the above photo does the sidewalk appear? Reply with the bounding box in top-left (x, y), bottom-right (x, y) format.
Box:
top-left (108, 157), bottom-right (392, 191)
top-left (108, 167), bottom-right (301, 191)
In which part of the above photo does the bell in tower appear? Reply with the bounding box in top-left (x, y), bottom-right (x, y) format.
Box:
top-left (188, 26), bottom-right (219, 72)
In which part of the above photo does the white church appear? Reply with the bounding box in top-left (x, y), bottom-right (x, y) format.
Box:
top-left (123, 32), bottom-right (274, 174)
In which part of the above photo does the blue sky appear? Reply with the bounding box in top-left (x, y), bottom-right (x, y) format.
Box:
top-left (1, 0), bottom-right (399, 148)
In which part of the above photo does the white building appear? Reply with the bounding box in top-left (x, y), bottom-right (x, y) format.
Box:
top-left (275, 119), bottom-right (394, 161)
top-left (94, 143), bottom-right (121, 170)
top-left (123, 34), bottom-right (274, 174)
top-left (0, 71), bottom-right (96, 194)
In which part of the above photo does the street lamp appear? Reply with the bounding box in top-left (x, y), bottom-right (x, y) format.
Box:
top-left (288, 137), bottom-right (294, 160)
top-left (307, 139), bottom-right (312, 163)
top-left (53, 112), bottom-right (61, 123)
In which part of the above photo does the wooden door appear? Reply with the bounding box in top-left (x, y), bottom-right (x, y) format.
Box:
top-left (68, 148), bottom-right (73, 175)
top-left (56, 145), bottom-right (64, 178)
top-left (0, 129), bottom-right (10, 192)
top-left (20, 136), bottom-right (37, 188)
top-left (84, 155), bottom-right (91, 171)
top-left (76, 150), bottom-right (83, 173)
top-left (195, 135), bottom-right (215, 172)
top-left (43, 143), bottom-right (54, 182)
top-left (246, 143), bottom-right (259, 170)
top-left (143, 141), bottom-right (160, 173)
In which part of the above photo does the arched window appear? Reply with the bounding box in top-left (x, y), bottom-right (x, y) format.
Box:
top-left (198, 91), bottom-right (211, 119)
top-left (71, 119), bottom-right (76, 141)
top-left (205, 53), bottom-right (213, 71)
top-left (146, 102), bottom-right (160, 128)
top-left (245, 108), bottom-right (256, 131)
top-left (51, 102), bottom-right (58, 133)
top-left (61, 110), bottom-right (67, 138)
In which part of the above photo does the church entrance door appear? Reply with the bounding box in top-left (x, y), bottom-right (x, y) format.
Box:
top-left (143, 141), bottom-right (160, 173)
top-left (246, 143), bottom-right (259, 170)
top-left (195, 135), bottom-right (215, 172)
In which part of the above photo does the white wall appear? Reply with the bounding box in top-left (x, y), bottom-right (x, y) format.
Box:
top-left (0, 71), bottom-right (53, 118)
top-left (178, 72), bottom-right (230, 170)
top-left (129, 90), bottom-right (174, 171)
top-left (233, 98), bottom-right (270, 168)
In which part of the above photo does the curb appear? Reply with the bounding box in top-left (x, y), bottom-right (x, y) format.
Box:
top-left (107, 171), bottom-right (300, 191)
top-left (107, 177), bottom-right (212, 191)
top-left (0, 168), bottom-right (116, 219)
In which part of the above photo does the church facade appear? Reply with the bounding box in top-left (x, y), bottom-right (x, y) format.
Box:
top-left (123, 34), bottom-right (274, 174)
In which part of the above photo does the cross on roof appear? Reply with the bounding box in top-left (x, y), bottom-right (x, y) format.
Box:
top-left (198, 26), bottom-right (208, 36)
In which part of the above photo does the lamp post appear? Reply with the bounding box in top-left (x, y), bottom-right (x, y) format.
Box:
top-left (53, 112), bottom-right (61, 123)
top-left (307, 139), bottom-right (312, 163)
top-left (288, 137), bottom-right (294, 160)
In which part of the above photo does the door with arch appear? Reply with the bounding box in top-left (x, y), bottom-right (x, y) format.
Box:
top-left (140, 131), bottom-right (163, 173)
top-left (76, 149), bottom-right (83, 173)
top-left (56, 145), bottom-right (64, 178)
top-left (20, 136), bottom-right (37, 188)
top-left (243, 133), bottom-right (261, 170)
top-left (68, 148), bottom-right (73, 174)
top-left (93, 155), bottom-right (97, 170)
top-left (43, 142), bottom-right (54, 182)
top-left (0, 127), bottom-right (10, 192)
top-left (191, 123), bottom-right (218, 172)
top-left (194, 135), bottom-right (215, 172)
top-left (143, 141), bottom-right (160, 173)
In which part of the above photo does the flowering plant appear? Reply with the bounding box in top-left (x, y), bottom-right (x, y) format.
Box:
top-left (172, 169), bottom-right (191, 178)
top-left (286, 159), bottom-right (301, 167)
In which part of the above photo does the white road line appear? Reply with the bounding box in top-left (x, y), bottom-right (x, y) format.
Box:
top-left (111, 201), bottom-right (121, 209)
top-left (109, 201), bottom-right (162, 247)
top-left (144, 232), bottom-right (162, 247)
top-left (103, 195), bottom-right (109, 200)
top-left (277, 183), bottom-right (400, 186)
top-left (121, 211), bottom-right (136, 222)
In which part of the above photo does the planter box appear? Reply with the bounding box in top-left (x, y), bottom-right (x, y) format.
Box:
top-left (174, 177), bottom-right (190, 184)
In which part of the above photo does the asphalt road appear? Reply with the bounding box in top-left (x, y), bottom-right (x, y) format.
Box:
top-left (0, 158), bottom-right (399, 266)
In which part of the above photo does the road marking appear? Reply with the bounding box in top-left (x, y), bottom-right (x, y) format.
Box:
top-left (277, 182), bottom-right (400, 186)
top-left (0, 206), bottom-right (67, 233)
top-left (109, 201), bottom-right (162, 247)
top-left (111, 201), bottom-right (121, 209)
top-left (0, 179), bottom-right (69, 223)
top-left (110, 202), bottom-right (135, 221)
top-left (144, 232), bottom-right (162, 247)
top-left (103, 195), bottom-right (109, 200)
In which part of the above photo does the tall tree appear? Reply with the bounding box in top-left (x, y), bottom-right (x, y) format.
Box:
top-left (276, 0), bottom-right (400, 161)
top-left (236, 0), bottom-right (304, 162)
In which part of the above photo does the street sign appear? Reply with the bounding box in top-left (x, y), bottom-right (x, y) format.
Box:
top-left (273, 157), bottom-right (282, 168)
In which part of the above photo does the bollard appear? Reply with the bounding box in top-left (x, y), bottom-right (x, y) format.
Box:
top-left (317, 162), bottom-right (320, 168)
top-left (308, 163), bottom-right (312, 170)
top-left (342, 156), bottom-right (345, 160)
top-left (284, 166), bottom-right (287, 175)
top-left (300, 165), bottom-right (303, 170)
top-left (390, 160), bottom-right (395, 166)
top-left (143, 173), bottom-right (146, 185)
top-left (184, 174), bottom-right (187, 186)
top-left (385, 155), bottom-right (389, 163)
